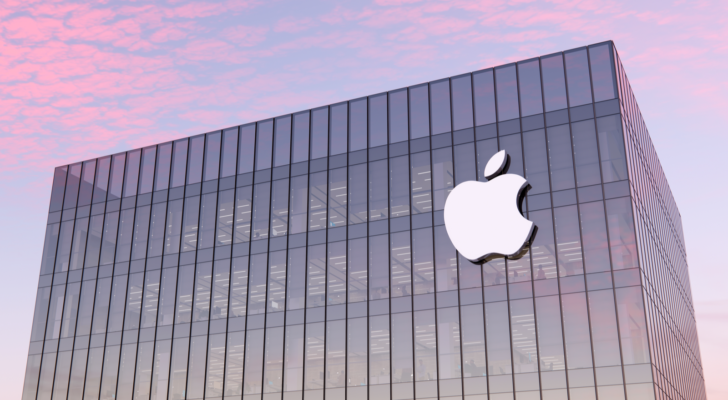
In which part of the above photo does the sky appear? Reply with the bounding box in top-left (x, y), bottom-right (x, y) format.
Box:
top-left (1, 0), bottom-right (726, 398)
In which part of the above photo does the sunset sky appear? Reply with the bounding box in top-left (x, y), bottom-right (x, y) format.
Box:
top-left (1, 0), bottom-right (726, 398)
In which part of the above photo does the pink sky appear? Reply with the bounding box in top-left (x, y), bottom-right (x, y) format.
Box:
top-left (2, 0), bottom-right (727, 398)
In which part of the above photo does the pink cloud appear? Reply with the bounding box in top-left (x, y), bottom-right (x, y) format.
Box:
top-left (274, 16), bottom-right (317, 33)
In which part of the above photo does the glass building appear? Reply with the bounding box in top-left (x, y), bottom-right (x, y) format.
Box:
top-left (22, 41), bottom-right (705, 400)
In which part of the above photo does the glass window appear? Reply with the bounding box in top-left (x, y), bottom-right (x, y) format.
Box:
top-left (91, 277), bottom-right (112, 334)
top-left (307, 245), bottom-right (326, 308)
top-left (615, 287), bottom-right (650, 364)
top-left (292, 111), bottom-right (310, 163)
top-left (529, 209), bottom-right (557, 280)
top-left (390, 231), bottom-right (411, 297)
top-left (234, 186), bottom-right (252, 243)
top-left (510, 299), bottom-right (538, 374)
top-left (589, 44), bottom-right (617, 102)
top-left (415, 310), bottom-right (438, 381)
top-left (485, 302), bottom-right (512, 375)
top-left (170, 139), bottom-right (188, 188)
top-left (224, 332), bottom-right (245, 396)
top-left (369, 234), bottom-right (389, 300)
top-left (124, 149), bottom-right (141, 197)
top-left (263, 327), bottom-right (285, 393)
top-left (165, 199), bottom-right (182, 254)
top-left (370, 93), bottom-right (388, 147)
top-left (535, 296), bottom-right (566, 371)
top-left (454, 142), bottom-right (476, 184)
top-left (565, 48), bottom-right (593, 107)
top-left (369, 160), bottom-right (388, 220)
top-left (175, 265), bottom-right (194, 323)
top-left (605, 197), bottom-right (638, 270)
top-left (495, 65), bottom-right (519, 121)
top-left (327, 241), bottom-right (347, 305)
top-left (348, 238), bottom-right (368, 303)
top-left (50, 166), bottom-right (68, 212)
top-left (390, 89), bottom-right (409, 143)
top-left (84, 348), bottom-right (104, 399)
top-left (64, 163), bottom-right (82, 209)
top-left (252, 182), bottom-right (271, 240)
top-left (330, 102), bottom-right (348, 155)
top-left (68, 349), bottom-right (89, 399)
top-left (198, 192), bottom-right (217, 249)
top-left (274, 115), bottom-right (292, 167)
top-left (326, 319), bottom-right (346, 388)
top-left (131, 205), bottom-right (151, 260)
top-left (114, 208), bottom-right (135, 263)
top-left (369, 314), bottom-right (390, 386)
top-left (192, 262), bottom-right (212, 322)
top-left (248, 254), bottom-right (268, 315)
top-left (29, 286), bottom-right (51, 341)
top-left (155, 143), bottom-right (172, 191)
top-left (390, 155), bottom-right (410, 218)
top-left (460, 304), bottom-right (487, 381)
top-left (518, 59), bottom-right (544, 117)
top-left (107, 274), bottom-right (128, 331)
top-left (597, 115), bottom-right (628, 182)
top-left (54, 220), bottom-right (74, 272)
top-left (561, 292), bottom-right (594, 369)
top-left (99, 345), bottom-right (121, 399)
top-left (287, 247), bottom-right (306, 310)
top-left (348, 163), bottom-right (368, 224)
top-left (268, 250), bottom-right (287, 312)
top-left (348, 317), bottom-right (368, 388)
top-left (187, 135), bottom-right (205, 184)
top-left (149, 340), bottom-right (171, 399)
top-left (499, 133), bottom-right (524, 177)
top-left (158, 268), bottom-right (177, 327)
top-left (181, 196), bottom-right (200, 252)
top-left (84, 215), bottom-right (103, 268)
top-left (579, 201), bottom-right (611, 273)
top-left (554, 205), bottom-right (584, 277)
top-left (216, 189), bottom-right (235, 246)
top-left (147, 203), bottom-right (166, 257)
top-left (140, 269), bottom-right (160, 328)
top-left (45, 284), bottom-right (65, 339)
top-left (93, 156), bottom-right (111, 203)
top-left (434, 225), bottom-right (457, 292)
top-left (116, 344), bottom-right (138, 400)
top-left (571, 119), bottom-right (601, 187)
top-left (588, 290), bottom-right (621, 367)
top-left (452, 74), bottom-right (474, 131)
top-left (139, 146), bottom-right (156, 194)
top-left (546, 125), bottom-right (575, 191)
top-left (541, 54), bottom-right (568, 112)
top-left (283, 325), bottom-right (304, 392)
top-left (308, 171), bottom-right (327, 231)
top-left (430, 79), bottom-right (451, 135)
top-left (411, 84), bottom-right (431, 138)
top-left (239, 124), bottom-right (256, 174)
top-left (221, 127), bottom-right (238, 178)
top-left (350, 98), bottom-right (367, 151)
top-left (75, 280), bottom-right (95, 336)
top-left (256, 120), bottom-right (274, 170)
top-left (329, 168), bottom-right (347, 227)
top-left (473, 69), bottom-right (496, 126)
top-left (412, 227), bottom-right (434, 295)
top-left (289, 175), bottom-right (308, 235)
top-left (211, 260), bottom-right (230, 320)
top-left (410, 151), bottom-right (432, 214)
top-left (108, 153), bottom-right (126, 200)
top-left (168, 338), bottom-right (190, 400)
top-left (78, 160), bottom-right (96, 206)
top-left (205, 333), bottom-right (226, 398)
top-left (311, 107), bottom-right (329, 159)
top-left (204, 132), bottom-right (221, 181)
top-left (476, 138), bottom-right (498, 182)
top-left (523, 129), bottom-right (550, 194)
top-left (392, 312), bottom-right (414, 384)
top-left (99, 211), bottom-right (119, 266)
top-left (432, 148), bottom-right (453, 211)
top-left (304, 322), bottom-right (325, 390)
top-left (124, 272), bottom-right (144, 329)
top-left (230, 257), bottom-right (249, 319)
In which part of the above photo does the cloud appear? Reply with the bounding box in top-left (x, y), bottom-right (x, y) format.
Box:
top-left (274, 16), bottom-right (317, 33)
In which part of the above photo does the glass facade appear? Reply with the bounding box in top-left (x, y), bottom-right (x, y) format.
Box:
top-left (23, 41), bottom-right (705, 400)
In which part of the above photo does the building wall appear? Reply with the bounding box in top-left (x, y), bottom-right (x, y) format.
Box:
top-left (613, 47), bottom-right (706, 400)
top-left (22, 41), bottom-right (703, 400)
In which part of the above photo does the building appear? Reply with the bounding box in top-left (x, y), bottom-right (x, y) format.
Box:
top-left (22, 41), bottom-right (705, 400)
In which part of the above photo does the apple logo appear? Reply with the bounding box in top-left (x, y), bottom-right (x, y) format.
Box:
top-left (444, 150), bottom-right (538, 264)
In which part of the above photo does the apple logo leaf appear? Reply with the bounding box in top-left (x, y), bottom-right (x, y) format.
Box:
top-left (443, 150), bottom-right (538, 264)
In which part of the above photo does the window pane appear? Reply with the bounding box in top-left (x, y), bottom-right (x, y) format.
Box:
top-left (589, 44), bottom-right (617, 102)
top-left (274, 115), bottom-right (292, 167)
top-left (390, 89), bottom-right (408, 143)
top-left (192, 262), bottom-right (212, 322)
top-left (588, 290), bottom-right (621, 367)
top-left (571, 119), bottom-right (601, 187)
top-left (326, 242), bottom-right (347, 305)
top-left (107, 274), bottom-right (128, 331)
top-left (239, 124), bottom-right (256, 174)
top-left (311, 107), bottom-right (329, 159)
top-left (554, 205), bottom-right (584, 277)
top-left (454, 142), bottom-right (476, 185)
top-left (131, 205), bottom-right (151, 260)
top-left (304, 322), bottom-right (325, 390)
top-left (410, 151), bottom-right (432, 214)
top-left (510, 299), bottom-right (538, 373)
top-left (292, 111), bottom-right (310, 163)
top-left (473, 69), bottom-right (496, 126)
top-left (460, 304), bottom-right (487, 379)
top-left (348, 163), bottom-right (367, 224)
top-left (486, 302), bottom-right (513, 375)
top-left (133, 342), bottom-right (154, 400)
top-left (211, 259), bottom-right (230, 320)
top-left (155, 143), bottom-right (172, 191)
top-left (329, 168), bottom-right (347, 227)
top-left (123, 272), bottom-right (144, 330)
top-left (390, 156), bottom-right (410, 218)
top-left (350, 98), bottom-right (367, 151)
top-left (150, 340), bottom-right (172, 400)
top-left (230, 257), bottom-right (249, 319)
top-left (289, 175), bottom-right (308, 235)
top-left (431, 148), bottom-right (453, 211)
top-left (308, 171), bottom-right (327, 231)
top-left (139, 146), bottom-right (156, 194)
top-left (234, 186), bottom-right (252, 243)
top-left (307, 245), bottom-right (326, 308)
top-left (175, 265), bottom-right (194, 323)
top-left (187, 135), bottom-right (204, 184)
top-left (330, 102), bottom-right (348, 155)
top-left (495, 65), bottom-right (519, 121)
top-left (84, 215), bottom-right (103, 268)
top-left (248, 254), bottom-right (268, 315)
top-left (348, 317), bottom-right (368, 387)
top-left (164, 199), bottom-right (183, 255)
top-left (99, 345), bottom-right (120, 399)
top-left (99, 211), bottom-right (119, 265)
top-left (579, 201), bottom-right (610, 273)
top-left (198, 192), bottom-right (217, 249)
top-left (597, 115), bottom-right (628, 182)
top-left (75, 280), bottom-right (95, 336)
top-left (256, 120), bottom-right (274, 170)
top-left (126, 148), bottom-right (142, 198)
top-left (287, 247), bottom-right (306, 310)
top-left (437, 307), bottom-right (463, 380)
top-left (224, 332), bottom-right (245, 397)
top-left (412, 228), bottom-right (434, 295)
top-left (284, 325), bottom-right (305, 392)
top-left (415, 310), bottom-right (438, 381)
top-left (170, 139), bottom-right (188, 188)
top-left (64, 162), bottom-right (82, 209)
top-left (434, 225), bottom-right (457, 292)
top-left (529, 209), bottom-right (557, 280)
top-left (78, 159), bottom-right (96, 206)
top-left (523, 129), bottom-right (550, 194)
top-left (158, 268), bottom-right (177, 326)
top-left (108, 153), bottom-right (126, 200)
top-left (476, 138), bottom-right (498, 182)
top-left (221, 127), bottom-right (238, 178)
top-left (370, 93), bottom-right (388, 147)
top-left (369, 315), bottom-right (390, 385)
top-left (168, 338), bottom-right (190, 400)
top-left (54, 220), bottom-right (74, 272)
top-left (546, 125), bottom-right (575, 191)
top-left (565, 49), bottom-right (593, 107)
top-left (369, 160), bottom-right (388, 220)
top-left (141, 269), bottom-right (160, 328)
top-left (535, 296), bottom-right (566, 371)
top-left (348, 238), bottom-right (368, 303)
top-left (216, 189), bottom-right (235, 246)
top-left (114, 208), bottom-right (135, 263)
top-left (615, 287), bottom-right (650, 364)
top-left (410, 84), bottom-right (430, 138)
top-left (541, 54), bottom-right (568, 112)
top-left (181, 196), bottom-right (200, 252)
top-left (430, 79), bottom-right (451, 135)
top-left (369, 234), bottom-right (389, 300)
top-left (252, 182), bottom-right (271, 240)
top-left (50, 166), bottom-right (67, 211)
top-left (204, 131), bottom-right (221, 181)
top-left (561, 292), bottom-right (594, 369)
top-left (93, 156), bottom-right (111, 203)
top-left (518, 59), bottom-right (544, 117)
top-left (268, 250), bottom-right (287, 313)
top-left (605, 197), bottom-right (638, 270)
top-left (325, 320), bottom-right (346, 388)
top-left (499, 133), bottom-right (524, 177)
top-left (452, 74), bottom-right (474, 131)
top-left (392, 312), bottom-right (414, 384)
top-left (91, 278), bottom-right (111, 334)
top-left (263, 327), bottom-right (285, 393)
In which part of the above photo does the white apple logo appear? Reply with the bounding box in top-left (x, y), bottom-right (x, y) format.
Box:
top-left (444, 150), bottom-right (537, 264)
